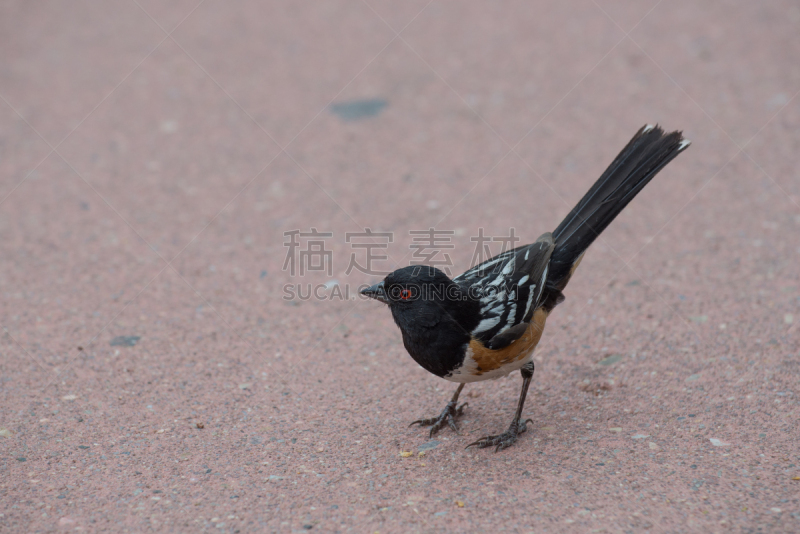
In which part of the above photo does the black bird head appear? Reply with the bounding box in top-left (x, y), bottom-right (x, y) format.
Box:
top-left (361, 266), bottom-right (478, 331)
top-left (361, 265), bottom-right (453, 304)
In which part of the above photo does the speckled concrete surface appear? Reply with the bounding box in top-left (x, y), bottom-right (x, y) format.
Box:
top-left (2, 1), bottom-right (800, 532)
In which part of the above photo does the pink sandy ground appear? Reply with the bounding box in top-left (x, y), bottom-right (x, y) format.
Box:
top-left (2, 1), bottom-right (799, 532)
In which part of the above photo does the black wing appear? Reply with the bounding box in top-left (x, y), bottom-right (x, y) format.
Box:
top-left (454, 232), bottom-right (554, 347)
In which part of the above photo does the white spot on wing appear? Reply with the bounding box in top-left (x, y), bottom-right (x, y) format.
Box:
top-left (472, 316), bottom-right (500, 334)
top-left (678, 139), bottom-right (691, 150)
top-left (523, 285), bottom-right (535, 318)
top-left (488, 303), bottom-right (505, 315)
top-left (481, 290), bottom-right (504, 304)
top-left (479, 257), bottom-right (503, 269)
top-left (518, 275), bottom-right (529, 286)
top-left (535, 265), bottom-right (549, 301)
top-left (502, 256), bottom-right (515, 275)
top-left (643, 124), bottom-right (655, 133)
top-left (504, 303), bottom-right (517, 328)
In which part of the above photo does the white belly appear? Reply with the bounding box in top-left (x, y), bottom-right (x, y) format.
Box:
top-left (444, 345), bottom-right (535, 383)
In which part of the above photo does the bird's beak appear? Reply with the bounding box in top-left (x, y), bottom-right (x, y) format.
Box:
top-left (361, 281), bottom-right (388, 304)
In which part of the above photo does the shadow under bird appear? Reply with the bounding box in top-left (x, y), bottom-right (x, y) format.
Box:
top-left (362, 125), bottom-right (690, 451)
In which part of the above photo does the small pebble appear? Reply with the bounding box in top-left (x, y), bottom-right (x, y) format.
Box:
top-left (110, 336), bottom-right (140, 347)
top-left (330, 99), bottom-right (388, 121)
top-left (597, 354), bottom-right (622, 366)
top-left (418, 440), bottom-right (440, 452)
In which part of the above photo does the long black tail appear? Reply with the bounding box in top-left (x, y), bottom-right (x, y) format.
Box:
top-left (547, 124), bottom-right (690, 292)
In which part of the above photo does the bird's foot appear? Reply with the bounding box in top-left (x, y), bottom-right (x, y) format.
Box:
top-left (409, 400), bottom-right (468, 438)
top-left (466, 418), bottom-right (533, 452)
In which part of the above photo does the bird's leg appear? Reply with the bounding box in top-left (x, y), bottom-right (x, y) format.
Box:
top-left (467, 362), bottom-right (535, 452)
top-left (410, 383), bottom-right (468, 438)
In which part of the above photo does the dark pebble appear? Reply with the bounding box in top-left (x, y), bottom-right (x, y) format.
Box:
top-left (330, 99), bottom-right (387, 121)
top-left (78, 445), bottom-right (89, 449)
top-left (598, 354), bottom-right (622, 366)
top-left (418, 440), bottom-right (440, 452)
top-left (16, 457), bottom-right (26, 462)
top-left (110, 336), bottom-right (141, 347)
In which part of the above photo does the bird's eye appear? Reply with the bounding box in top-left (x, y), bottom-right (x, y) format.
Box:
top-left (400, 289), bottom-right (411, 300)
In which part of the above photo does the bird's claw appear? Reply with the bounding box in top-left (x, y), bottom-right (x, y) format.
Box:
top-left (410, 401), bottom-right (468, 438)
top-left (466, 418), bottom-right (533, 452)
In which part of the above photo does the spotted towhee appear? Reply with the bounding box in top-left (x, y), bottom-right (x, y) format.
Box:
top-left (362, 125), bottom-right (690, 451)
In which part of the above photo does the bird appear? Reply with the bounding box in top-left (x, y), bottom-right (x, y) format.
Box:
top-left (361, 125), bottom-right (690, 451)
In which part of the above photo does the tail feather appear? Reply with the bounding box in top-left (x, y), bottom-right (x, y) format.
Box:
top-left (547, 124), bottom-right (690, 291)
